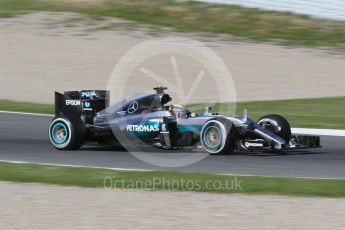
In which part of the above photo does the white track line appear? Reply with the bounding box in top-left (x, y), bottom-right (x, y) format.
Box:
top-left (292, 128), bottom-right (345, 137)
top-left (0, 160), bottom-right (152, 172)
top-left (0, 160), bottom-right (343, 180)
top-left (1, 110), bottom-right (345, 136)
top-left (0, 110), bottom-right (53, 117)
top-left (220, 173), bottom-right (345, 180)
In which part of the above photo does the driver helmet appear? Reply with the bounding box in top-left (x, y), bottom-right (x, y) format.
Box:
top-left (170, 104), bottom-right (190, 118)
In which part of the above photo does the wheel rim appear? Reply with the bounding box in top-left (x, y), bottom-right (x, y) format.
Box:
top-left (203, 125), bottom-right (222, 149)
top-left (51, 122), bottom-right (69, 145)
top-left (201, 120), bottom-right (227, 154)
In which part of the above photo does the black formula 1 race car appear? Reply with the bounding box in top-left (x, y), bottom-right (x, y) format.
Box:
top-left (49, 87), bottom-right (321, 154)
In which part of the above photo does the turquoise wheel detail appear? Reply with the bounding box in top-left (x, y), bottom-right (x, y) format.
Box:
top-left (203, 125), bottom-right (222, 150)
top-left (201, 119), bottom-right (232, 154)
top-left (49, 116), bottom-right (85, 150)
top-left (51, 122), bottom-right (69, 145)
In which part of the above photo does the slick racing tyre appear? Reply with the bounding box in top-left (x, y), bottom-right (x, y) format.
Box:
top-left (49, 115), bottom-right (85, 150)
top-left (257, 114), bottom-right (291, 142)
top-left (200, 118), bottom-right (238, 155)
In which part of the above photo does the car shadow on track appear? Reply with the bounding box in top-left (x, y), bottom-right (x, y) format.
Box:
top-left (80, 145), bottom-right (325, 157)
top-left (81, 145), bottom-right (126, 151)
top-left (235, 150), bottom-right (325, 157)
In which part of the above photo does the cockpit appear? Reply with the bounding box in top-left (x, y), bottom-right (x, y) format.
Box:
top-left (119, 87), bottom-right (195, 118)
top-left (149, 87), bottom-right (193, 118)
top-left (169, 104), bottom-right (192, 118)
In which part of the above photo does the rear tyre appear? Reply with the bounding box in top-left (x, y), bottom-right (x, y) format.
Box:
top-left (257, 114), bottom-right (291, 142)
top-left (200, 118), bottom-right (238, 155)
top-left (49, 115), bottom-right (85, 150)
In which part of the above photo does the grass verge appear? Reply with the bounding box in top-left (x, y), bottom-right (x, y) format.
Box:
top-left (0, 100), bottom-right (53, 114)
top-left (1, 96), bottom-right (344, 129)
top-left (189, 97), bottom-right (345, 129)
top-left (0, 161), bottom-right (344, 197)
top-left (0, 0), bottom-right (345, 48)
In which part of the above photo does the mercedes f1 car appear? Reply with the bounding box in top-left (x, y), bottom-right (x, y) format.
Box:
top-left (49, 87), bottom-right (321, 154)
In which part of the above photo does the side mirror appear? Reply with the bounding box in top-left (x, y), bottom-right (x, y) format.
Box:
top-left (203, 107), bottom-right (212, 115)
top-left (242, 109), bottom-right (248, 122)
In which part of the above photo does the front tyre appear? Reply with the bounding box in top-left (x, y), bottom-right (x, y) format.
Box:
top-left (49, 115), bottom-right (85, 150)
top-left (200, 118), bottom-right (238, 155)
top-left (257, 114), bottom-right (291, 142)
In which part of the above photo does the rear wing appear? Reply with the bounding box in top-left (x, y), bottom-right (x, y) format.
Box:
top-left (55, 90), bottom-right (109, 117)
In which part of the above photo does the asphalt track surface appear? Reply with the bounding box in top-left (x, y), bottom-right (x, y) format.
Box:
top-left (0, 112), bottom-right (344, 179)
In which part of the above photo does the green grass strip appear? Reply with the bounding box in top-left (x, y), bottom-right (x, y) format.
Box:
top-left (0, 100), bottom-right (53, 114)
top-left (0, 161), bottom-right (344, 197)
top-left (2, 96), bottom-right (344, 129)
top-left (0, 0), bottom-right (345, 48)
top-left (189, 96), bottom-right (345, 129)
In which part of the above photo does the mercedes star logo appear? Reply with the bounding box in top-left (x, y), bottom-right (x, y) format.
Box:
top-left (127, 101), bottom-right (139, 113)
